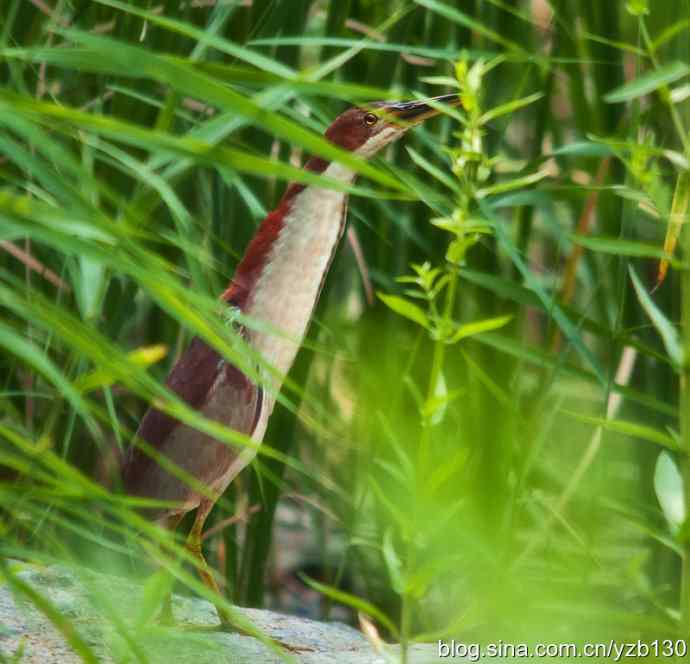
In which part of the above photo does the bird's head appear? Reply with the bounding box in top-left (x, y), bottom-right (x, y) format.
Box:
top-left (325, 93), bottom-right (460, 158)
top-left (225, 94), bottom-right (460, 309)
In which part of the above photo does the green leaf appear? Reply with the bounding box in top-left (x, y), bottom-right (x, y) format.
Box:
top-left (75, 256), bottom-right (106, 320)
top-left (405, 147), bottom-right (458, 192)
top-left (446, 236), bottom-right (479, 264)
top-left (604, 62), bottom-right (690, 103)
top-left (420, 374), bottom-right (463, 426)
top-left (479, 92), bottom-right (544, 125)
top-left (382, 529), bottom-right (405, 595)
top-left (75, 345), bottom-right (168, 393)
top-left (92, 0), bottom-right (297, 78)
top-left (582, 31), bottom-right (648, 56)
top-left (379, 415), bottom-right (415, 476)
top-left (299, 574), bottom-right (398, 637)
top-left (377, 293), bottom-right (430, 329)
top-left (562, 410), bottom-right (680, 450)
top-left (625, 0), bottom-right (649, 16)
top-left (652, 20), bottom-right (690, 52)
top-left (0, 321), bottom-right (94, 429)
top-left (654, 451), bottom-right (685, 534)
top-left (475, 331), bottom-right (676, 417)
top-left (1, 34), bottom-right (406, 193)
top-left (448, 315), bottom-right (512, 344)
top-left (629, 266), bottom-right (683, 367)
top-left (570, 235), bottom-right (680, 263)
top-left (462, 266), bottom-right (670, 366)
top-left (0, 92), bottom-right (385, 199)
top-left (461, 269), bottom-right (541, 308)
top-left (250, 36), bottom-right (474, 62)
top-left (414, 0), bottom-right (527, 54)
top-left (552, 141), bottom-right (615, 158)
top-left (481, 200), bottom-right (607, 385)
top-left (369, 477), bottom-right (409, 535)
top-left (460, 349), bottom-right (515, 412)
top-left (136, 567), bottom-right (175, 626)
top-left (426, 451), bottom-right (469, 496)
top-left (477, 170), bottom-right (548, 198)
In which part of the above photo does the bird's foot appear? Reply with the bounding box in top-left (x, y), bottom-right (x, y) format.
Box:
top-left (169, 619), bottom-right (308, 652)
top-left (154, 605), bottom-right (309, 652)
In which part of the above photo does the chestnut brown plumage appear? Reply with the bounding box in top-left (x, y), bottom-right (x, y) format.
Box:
top-left (122, 94), bottom-right (459, 628)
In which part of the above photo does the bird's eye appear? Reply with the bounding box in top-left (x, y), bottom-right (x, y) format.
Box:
top-left (364, 113), bottom-right (378, 126)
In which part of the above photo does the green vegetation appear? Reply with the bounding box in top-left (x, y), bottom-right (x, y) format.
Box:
top-left (1, 0), bottom-right (689, 662)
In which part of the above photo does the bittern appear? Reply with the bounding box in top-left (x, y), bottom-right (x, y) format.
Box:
top-left (122, 94), bottom-right (458, 628)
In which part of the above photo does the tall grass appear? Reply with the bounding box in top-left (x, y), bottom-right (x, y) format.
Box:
top-left (1, 0), bottom-right (689, 661)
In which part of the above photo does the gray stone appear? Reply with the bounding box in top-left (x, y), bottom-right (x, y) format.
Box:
top-left (0, 562), bottom-right (444, 663)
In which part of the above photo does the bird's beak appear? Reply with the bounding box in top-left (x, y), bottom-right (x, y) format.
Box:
top-left (380, 94), bottom-right (460, 124)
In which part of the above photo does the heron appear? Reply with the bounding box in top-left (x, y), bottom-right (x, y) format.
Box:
top-left (122, 93), bottom-right (459, 629)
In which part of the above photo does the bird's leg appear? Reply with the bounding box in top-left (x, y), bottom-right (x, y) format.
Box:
top-left (185, 498), bottom-right (239, 631)
top-left (185, 500), bottom-right (303, 652)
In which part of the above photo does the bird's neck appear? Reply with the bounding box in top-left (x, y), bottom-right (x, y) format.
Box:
top-left (224, 160), bottom-right (355, 380)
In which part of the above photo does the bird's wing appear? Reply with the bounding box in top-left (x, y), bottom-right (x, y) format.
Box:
top-left (122, 334), bottom-right (263, 502)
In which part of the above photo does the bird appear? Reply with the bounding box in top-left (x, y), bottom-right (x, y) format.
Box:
top-left (121, 93), bottom-right (459, 629)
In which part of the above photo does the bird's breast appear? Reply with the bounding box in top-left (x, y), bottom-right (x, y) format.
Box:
top-left (245, 169), bottom-right (351, 384)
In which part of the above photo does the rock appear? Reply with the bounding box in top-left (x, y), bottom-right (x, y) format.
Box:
top-left (0, 562), bottom-right (443, 663)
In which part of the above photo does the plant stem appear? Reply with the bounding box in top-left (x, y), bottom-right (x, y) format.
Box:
top-left (640, 19), bottom-right (690, 156)
top-left (418, 250), bottom-right (464, 475)
top-left (679, 173), bottom-right (690, 629)
top-left (404, 246), bottom-right (463, 664)
top-left (400, 581), bottom-right (412, 664)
